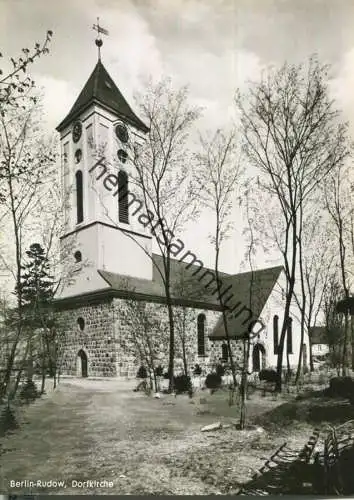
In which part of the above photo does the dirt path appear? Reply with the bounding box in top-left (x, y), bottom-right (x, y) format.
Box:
top-left (0, 378), bottom-right (310, 495)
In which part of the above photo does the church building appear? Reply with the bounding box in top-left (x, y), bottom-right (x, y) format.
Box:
top-left (53, 36), bottom-right (309, 379)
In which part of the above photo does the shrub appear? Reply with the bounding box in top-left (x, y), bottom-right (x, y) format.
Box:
top-left (0, 406), bottom-right (19, 437)
top-left (259, 369), bottom-right (278, 383)
top-left (155, 365), bottom-right (164, 377)
top-left (193, 364), bottom-right (202, 376)
top-left (137, 365), bottom-right (148, 379)
top-left (205, 372), bottom-right (222, 390)
top-left (163, 371), bottom-right (170, 380)
top-left (329, 376), bottom-right (354, 399)
top-left (174, 374), bottom-right (192, 394)
top-left (19, 379), bottom-right (39, 403)
top-left (215, 364), bottom-right (225, 377)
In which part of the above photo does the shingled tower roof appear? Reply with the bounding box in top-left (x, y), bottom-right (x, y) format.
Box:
top-left (56, 60), bottom-right (149, 133)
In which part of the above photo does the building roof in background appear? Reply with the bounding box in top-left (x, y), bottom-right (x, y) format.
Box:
top-left (56, 60), bottom-right (149, 133)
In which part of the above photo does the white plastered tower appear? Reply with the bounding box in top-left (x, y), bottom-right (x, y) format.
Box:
top-left (56, 59), bottom-right (152, 298)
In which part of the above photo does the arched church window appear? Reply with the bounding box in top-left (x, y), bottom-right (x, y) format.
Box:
top-left (197, 313), bottom-right (206, 356)
top-left (273, 315), bottom-right (279, 355)
top-left (221, 343), bottom-right (228, 362)
top-left (117, 149), bottom-right (128, 163)
top-left (72, 121), bottom-right (82, 143)
top-left (118, 170), bottom-right (129, 224)
top-left (74, 251), bottom-right (82, 263)
top-left (77, 317), bottom-right (85, 331)
top-left (75, 170), bottom-right (84, 224)
top-left (287, 317), bottom-right (293, 354)
top-left (115, 123), bottom-right (129, 143)
top-left (75, 149), bottom-right (82, 164)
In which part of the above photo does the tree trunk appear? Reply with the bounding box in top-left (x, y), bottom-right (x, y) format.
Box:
top-left (166, 294), bottom-right (175, 392)
top-left (239, 338), bottom-right (250, 429)
top-left (0, 173), bottom-right (24, 399)
top-left (181, 340), bottom-right (188, 378)
top-left (309, 335), bottom-right (314, 372)
top-left (351, 316), bottom-right (354, 371)
top-left (12, 368), bottom-right (23, 400)
top-left (295, 323), bottom-right (306, 382)
top-left (275, 299), bottom-right (292, 393)
top-left (215, 241), bottom-right (238, 395)
top-left (342, 311), bottom-right (349, 376)
top-left (45, 333), bottom-right (55, 378)
top-left (41, 369), bottom-right (46, 395)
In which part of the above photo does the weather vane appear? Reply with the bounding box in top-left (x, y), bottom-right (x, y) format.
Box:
top-left (92, 17), bottom-right (109, 61)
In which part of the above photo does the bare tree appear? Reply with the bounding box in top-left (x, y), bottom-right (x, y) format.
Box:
top-left (116, 279), bottom-right (168, 392)
top-left (236, 57), bottom-right (349, 391)
top-left (324, 161), bottom-right (353, 374)
top-left (0, 34), bottom-right (54, 398)
top-left (0, 99), bottom-right (56, 399)
top-left (239, 192), bottom-right (257, 429)
top-left (172, 267), bottom-right (210, 377)
top-left (126, 79), bottom-right (201, 391)
top-left (0, 31), bottom-right (52, 111)
top-left (195, 128), bottom-right (242, 402)
top-left (294, 211), bottom-right (335, 378)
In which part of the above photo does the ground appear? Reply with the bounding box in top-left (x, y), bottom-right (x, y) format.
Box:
top-left (0, 377), bottom-right (353, 495)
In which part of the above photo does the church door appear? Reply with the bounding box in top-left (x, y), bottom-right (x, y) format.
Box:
top-left (78, 350), bottom-right (88, 377)
top-left (252, 344), bottom-right (266, 372)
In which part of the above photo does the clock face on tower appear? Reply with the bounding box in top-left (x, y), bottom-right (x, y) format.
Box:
top-left (72, 121), bottom-right (82, 143)
top-left (115, 123), bottom-right (129, 143)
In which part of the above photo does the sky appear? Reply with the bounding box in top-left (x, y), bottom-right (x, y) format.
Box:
top-left (1, 0), bottom-right (354, 282)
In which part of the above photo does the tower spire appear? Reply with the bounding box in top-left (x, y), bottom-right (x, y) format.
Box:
top-left (92, 17), bottom-right (109, 61)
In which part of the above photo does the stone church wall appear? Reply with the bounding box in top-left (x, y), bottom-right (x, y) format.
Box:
top-left (112, 298), bottom-right (244, 377)
top-left (57, 297), bottom-right (244, 379)
top-left (58, 300), bottom-right (116, 377)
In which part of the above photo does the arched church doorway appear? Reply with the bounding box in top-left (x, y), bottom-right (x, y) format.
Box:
top-left (252, 344), bottom-right (266, 372)
top-left (78, 349), bottom-right (88, 377)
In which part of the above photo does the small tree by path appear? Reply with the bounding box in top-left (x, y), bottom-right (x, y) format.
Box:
top-left (196, 127), bottom-right (242, 405)
top-left (0, 102), bottom-right (56, 399)
top-left (172, 267), bottom-right (211, 377)
top-left (117, 279), bottom-right (168, 393)
top-left (16, 243), bottom-right (56, 394)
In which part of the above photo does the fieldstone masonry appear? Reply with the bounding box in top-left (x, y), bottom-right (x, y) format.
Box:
top-left (57, 297), bottom-right (244, 378)
top-left (58, 300), bottom-right (116, 377)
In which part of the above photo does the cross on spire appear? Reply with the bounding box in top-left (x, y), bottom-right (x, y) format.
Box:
top-left (92, 18), bottom-right (109, 61)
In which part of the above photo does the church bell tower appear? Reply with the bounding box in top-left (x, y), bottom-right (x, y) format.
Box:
top-left (56, 24), bottom-right (152, 298)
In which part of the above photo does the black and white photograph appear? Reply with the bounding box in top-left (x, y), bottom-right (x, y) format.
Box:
top-left (0, 0), bottom-right (354, 495)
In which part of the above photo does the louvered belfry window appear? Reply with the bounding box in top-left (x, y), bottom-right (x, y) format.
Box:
top-left (118, 170), bottom-right (129, 224)
top-left (76, 170), bottom-right (84, 223)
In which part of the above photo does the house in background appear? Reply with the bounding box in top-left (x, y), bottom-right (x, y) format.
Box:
top-left (309, 326), bottom-right (330, 367)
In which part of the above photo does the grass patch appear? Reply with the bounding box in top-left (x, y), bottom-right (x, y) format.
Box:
top-left (255, 390), bottom-right (354, 429)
